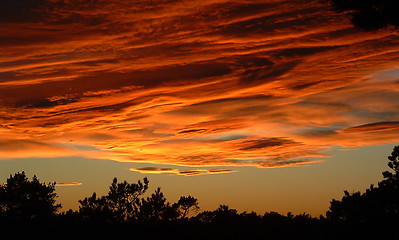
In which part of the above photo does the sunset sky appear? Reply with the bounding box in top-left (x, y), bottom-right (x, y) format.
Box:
top-left (1, 0), bottom-right (399, 216)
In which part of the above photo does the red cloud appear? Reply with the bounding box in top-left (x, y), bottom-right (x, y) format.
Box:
top-left (341, 121), bottom-right (399, 133)
top-left (0, 0), bottom-right (398, 169)
top-left (55, 182), bottom-right (82, 187)
top-left (130, 167), bottom-right (237, 176)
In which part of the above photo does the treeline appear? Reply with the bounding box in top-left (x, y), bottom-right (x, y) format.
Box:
top-left (1, 146), bottom-right (399, 239)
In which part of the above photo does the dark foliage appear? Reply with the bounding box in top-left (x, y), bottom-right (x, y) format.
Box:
top-left (173, 195), bottom-right (200, 219)
top-left (1, 146), bottom-right (399, 239)
top-left (0, 171), bottom-right (60, 222)
top-left (324, 0), bottom-right (399, 31)
top-left (326, 145), bottom-right (399, 238)
top-left (78, 177), bottom-right (149, 223)
top-left (137, 187), bottom-right (178, 221)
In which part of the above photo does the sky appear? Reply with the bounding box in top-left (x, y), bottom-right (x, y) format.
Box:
top-left (1, 0), bottom-right (399, 216)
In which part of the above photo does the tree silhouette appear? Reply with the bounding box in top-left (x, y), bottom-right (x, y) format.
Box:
top-left (3, 147), bottom-right (399, 237)
top-left (371, 145), bottom-right (399, 221)
top-left (324, 0), bottom-right (399, 31)
top-left (0, 172), bottom-right (61, 221)
top-left (138, 187), bottom-right (178, 222)
top-left (195, 204), bottom-right (240, 223)
top-left (327, 145), bottom-right (399, 227)
top-left (78, 178), bottom-right (201, 223)
top-left (78, 177), bottom-right (148, 223)
top-left (173, 195), bottom-right (200, 219)
top-left (382, 145), bottom-right (399, 181)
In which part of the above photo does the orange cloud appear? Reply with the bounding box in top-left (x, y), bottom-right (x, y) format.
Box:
top-left (130, 167), bottom-right (237, 176)
top-left (55, 182), bottom-right (83, 187)
top-left (0, 0), bottom-right (399, 170)
top-left (341, 122), bottom-right (399, 134)
top-left (0, 139), bottom-right (75, 159)
top-left (130, 167), bottom-right (177, 174)
top-left (177, 119), bottom-right (248, 136)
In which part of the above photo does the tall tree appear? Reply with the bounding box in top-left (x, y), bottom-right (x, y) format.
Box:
top-left (0, 172), bottom-right (61, 221)
top-left (138, 187), bottom-right (178, 222)
top-left (327, 145), bottom-right (399, 225)
top-left (79, 177), bottom-right (149, 222)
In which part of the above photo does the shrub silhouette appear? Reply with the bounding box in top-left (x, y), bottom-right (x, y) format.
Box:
top-left (0, 171), bottom-right (61, 221)
top-left (194, 204), bottom-right (238, 223)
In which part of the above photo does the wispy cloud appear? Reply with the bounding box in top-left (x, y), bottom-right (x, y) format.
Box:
top-left (341, 121), bottom-right (399, 133)
top-left (55, 182), bottom-right (83, 187)
top-left (0, 0), bottom-right (398, 169)
top-left (0, 139), bottom-right (75, 159)
top-left (130, 167), bottom-right (237, 176)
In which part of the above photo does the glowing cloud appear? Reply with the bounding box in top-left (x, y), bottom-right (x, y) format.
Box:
top-left (0, 139), bottom-right (75, 159)
top-left (130, 167), bottom-right (237, 176)
top-left (341, 122), bottom-right (399, 134)
top-left (0, 0), bottom-right (399, 170)
top-left (55, 182), bottom-right (83, 187)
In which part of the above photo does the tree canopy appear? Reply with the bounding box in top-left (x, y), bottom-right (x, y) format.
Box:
top-left (1, 146), bottom-right (399, 238)
top-left (78, 177), bottom-right (200, 223)
top-left (0, 171), bottom-right (61, 221)
top-left (78, 177), bottom-right (149, 222)
top-left (327, 145), bottom-right (399, 226)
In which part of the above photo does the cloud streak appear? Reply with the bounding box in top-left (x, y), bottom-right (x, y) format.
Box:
top-left (130, 167), bottom-right (237, 176)
top-left (55, 182), bottom-right (83, 187)
top-left (341, 121), bottom-right (399, 133)
top-left (0, 139), bottom-right (75, 159)
top-left (0, 0), bottom-right (399, 172)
